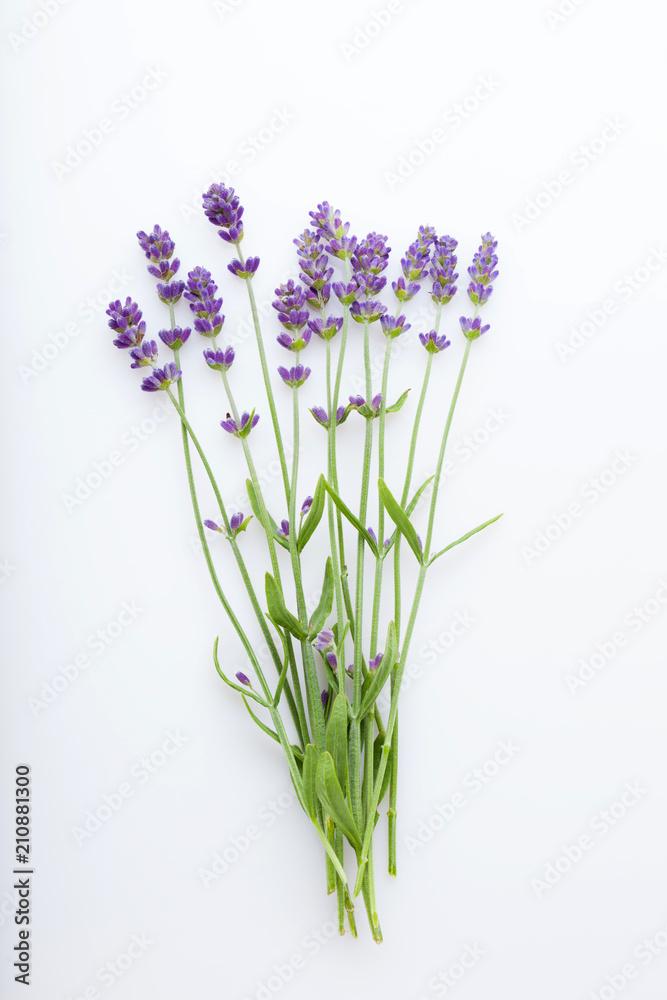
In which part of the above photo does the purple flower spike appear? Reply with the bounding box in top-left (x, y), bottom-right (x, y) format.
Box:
top-left (369, 653), bottom-right (383, 672)
top-left (185, 266), bottom-right (218, 301)
top-left (419, 330), bottom-right (451, 354)
top-left (156, 281), bottom-right (185, 304)
top-left (228, 256), bottom-right (260, 279)
top-left (313, 629), bottom-right (335, 651)
top-left (220, 410), bottom-right (259, 438)
top-left (137, 226), bottom-right (180, 281)
top-left (307, 316), bottom-right (343, 341)
top-left (430, 234), bottom-right (459, 306)
top-left (129, 340), bottom-right (159, 368)
top-left (140, 363), bottom-right (182, 392)
top-left (466, 233), bottom-right (499, 307)
top-left (350, 300), bottom-right (387, 324)
top-left (309, 202), bottom-right (348, 241)
top-left (203, 347), bottom-right (235, 372)
top-left (459, 316), bottom-right (490, 341)
top-left (326, 651), bottom-right (338, 671)
top-left (332, 281), bottom-right (358, 306)
top-left (107, 297), bottom-right (146, 349)
top-left (236, 671), bottom-right (251, 687)
top-left (301, 496), bottom-right (313, 515)
top-left (204, 519), bottom-right (223, 532)
top-left (380, 315), bottom-right (410, 340)
top-left (278, 364), bottom-right (311, 388)
top-left (202, 184), bottom-right (244, 244)
top-left (158, 326), bottom-right (191, 350)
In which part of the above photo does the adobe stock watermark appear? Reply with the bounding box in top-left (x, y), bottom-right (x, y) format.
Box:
top-left (70, 731), bottom-right (189, 846)
top-left (213, 0), bottom-right (249, 16)
top-left (414, 943), bottom-right (486, 999)
top-left (555, 246), bottom-right (667, 361)
top-left (565, 579), bottom-right (667, 694)
top-left (384, 75), bottom-right (501, 191)
top-left (65, 934), bottom-right (154, 999)
top-left (530, 781), bottom-right (648, 896)
top-left (51, 67), bottom-right (168, 181)
top-left (545, 0), bottom-right (592, 29)
top-left (521, 449), bottom-right (638, 564)
top-left (405, 739), bottom-right (521, 855)
top-left (27, 601), bottom-right (145, 716)
top-left (0, 557), bottom-right (16, 584)
top-left (18, 266), bottom-right (133, 383)
top-left (198, 789), bottom-right (295, 887)
top-left (61, 401), bottom-right (175, 513)
top-left (240, 919), bottom-right (338, 1000)
top-left (178, 110), bottom-right (297, 223)
top-left (339, 1), bottom-right (403, 63)
top-left (511, 117), bottom-right (628, 233)
top-left (7, 0), bottom-right (72, 53)
top-left (586, 916), bottom-right (667, 1000)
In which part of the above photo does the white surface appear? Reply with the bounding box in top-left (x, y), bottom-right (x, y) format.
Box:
top-left (2, 0), bottom-right (667, 997)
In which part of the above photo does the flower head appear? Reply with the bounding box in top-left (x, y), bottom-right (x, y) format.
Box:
top-left (129, 340), bottom-right (159, 368)
top-left (430, 235), bottom-right (459, 306)
top-left (156, 281), bottom-right (185, 304)
top-left (467, 233), bottom-right (499, 306)
top-left (158, 326), bottom-right (191, 350)
top-left (309, 202), bottom-right (348, 241)
top-left (140, 363), bottom-right (182, 392)
top-left (313, 629), bottom-right (335, 651)
top-left (459, 316), bottom-right (490, 341)
top-left (300, 496), bottom-right (313, 516)
top-left (202, 183), bottom-right (244, 243)
top-left (277, 519), bottom-right (290, 538)
top-left (391, 276), bottom-right (422, 303)
top-left (137, 225), bottom-right (180, 281)
top-left (185, 267), bottom-right (224, 337)
top-left (278, 364), bottom-right (311, 388)
top-left (310, 404), bottom-right (349, 429)
top-left (348, 393), bottom-right (383, 418)
top-left (307, 316), bottom-right (343, 341)
top-left (380, 314), bottom-right (410, 339)
top-left (273, 280), bottom-right (309, 336)
top-left (203, 346), bottom-right (235, 371)
top-left (369, 652), bottom-right (383, 672)
top-left (350, 299), bottom-right (387, 324)
top-left (236, 671), bottom-right (251, 687)
top-left (228, 256), bottom-right (260, 279)
top-left (332, 281), bottom-right (358, 306)
top-left (419, 330), bottom-right (451, 354)
top-left (107, 297), bottom-right (146, 349)
top-left (220, 410), bottom-right (259, 437)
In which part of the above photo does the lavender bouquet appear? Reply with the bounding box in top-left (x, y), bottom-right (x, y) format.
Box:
top-left (107, 188), bottom-right (500, 941)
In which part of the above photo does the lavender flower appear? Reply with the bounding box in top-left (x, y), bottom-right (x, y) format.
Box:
top-left (220, 410), bottom-right (259, 437)
top-left (236, 671), bottom-right (251, 687)
top-left (367, 527), bottom-right (378, 546)
top-left (107, 297), bottom-right (146, 349)
top-left (202, 184), bottom-right (244, 244)
top-left (204, 520), bottom-right (223, 532)
top-left (419, 330), bottom-right (451, 354)
top-left (467, 233), bottom-right (499, 306)
top-left (273, 280), bottom-right (310, 335)
top-left (185, 267), bottom-right (224, 338)
top-left (309, 202), bottom-right (347, 241)
top-left (349, 394), bottom-right (383, 418)
top-left (380, 315), bottom-right (410, 340)
top-left (430, 235), bottom-right (459, 306)
top-left (459, 316), bottom-right (490, 341)
top-left (391, 277), bottom-right (422, 303)
top-left (313, 629), bottom-right (335, 651)
top-left (307, 316), bottom-right (343, 341)
top-left (205, 512), bottom-right (251, 539)
top-left (369, 653), bottom-right (383, 672)
top-left (228, 257), bottom-right (260, 279)
top-left (300, 496), bottom-right (313, 516)
top-left (309, 405), bottom-right (349, 429)
top-left (140, 363), bottom-right (182, 392)
top-left (332, 281), bottom-right (358, 305)
top-left (203, 347), bottom-right (235, 371)
top-left (156, 281), bottom-right (185, 304)
top-left (350, 300), bottom-right (387, 324)
top-left (137, 225), bottom-right (180, 281)
top-left (294, 229), bottom-right (333, 309)
top-left (278, 364), bottom-right (311, 388)
top-left (326, 651), bottom-right (338, 671)
top-left (276, 329), bottom-right (312, 351)
top-left (158, 326), bottom-right (191, 350)
top-left (277, 519), bottom-right (290, 537)
top-left (321, 689), bottom-right (329, 711)
top-left (129, 340), bottom-right (159, 368)
top-left (352, 232), bottom-right (391, 279)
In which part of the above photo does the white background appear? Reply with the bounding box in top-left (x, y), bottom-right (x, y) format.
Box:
top-left (2, 0), bottom-right (667, 997)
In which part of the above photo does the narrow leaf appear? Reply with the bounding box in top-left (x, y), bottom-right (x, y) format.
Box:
top-left (385, 388), bottom-right (410, 414)
top-left (428, 513), bottom-right (503, 565)
top-left (241, 696), bottom-right (279, 743)
top-left (265, 573), bottom-right (308, 640)
top-left (378, 479), bottom-right (424, 564)
top-left (212, 637), bottom-right (268, 706)
top-left (358, 621), bottom-right (397, 720)
top-left (325, 693), bottom-right (349, 789)
top-left (372, 734), bottom-right (392, 806)
top-left (297, 474), bottom-right (326, 552)
top-left (321, 479), bottom-right (379, 557)
top-left (316, 752), bottom-right (362, 850)
top-left (302, 745), bottom-right (319, 820)
top-left (308, 557), bottom-right (334, 639)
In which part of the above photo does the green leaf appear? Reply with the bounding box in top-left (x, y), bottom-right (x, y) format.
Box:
top-left (372, 734), bottom-right (392, 806)
top-left (212, 637), bottom-right (269, 707)
top-left (241, 696), bottom-right (279, 744)
top-left (246, 479), bottom-right (289, 550)
top-left (325, 693), bottom-right (349, 789)
top-left (316, 752), bottom-right (362, 850)
top-left (265, 573), bottom-right (308, 640)
top-left (406, 475), bottom-right (435, 517)
top-left (385, 388), bottom-right (410, 414)
top-left (302, 745), bottom-right (319, 820)
top-left (321, 479), bottom-right (380, 557)
top-left (378, 479), bottom-right (424, 564)
top-left (297, 474), bottom-right (326, 552)
top-left (308, 557), bottom-right (334, 639)
top-left (428, 513), bottom-right (503, 565)
top-left (358, 621), bottom-right (397, 720)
